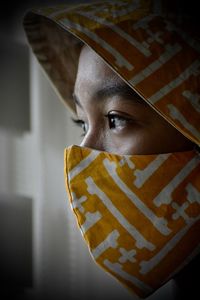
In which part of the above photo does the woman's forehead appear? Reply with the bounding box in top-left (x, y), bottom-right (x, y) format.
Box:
top-left (75, 45), bottom-right (147, 108)
top-left (76, 45), bottom-right (125, 89)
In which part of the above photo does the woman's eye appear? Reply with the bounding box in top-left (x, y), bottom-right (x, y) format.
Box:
top-left (72, 118), bottom-right (88, 136)
top-left (105, 112), bottom-right (132, 130)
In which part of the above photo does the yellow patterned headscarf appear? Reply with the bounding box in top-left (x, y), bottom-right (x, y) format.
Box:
top-left (23, 0), bottom-right (200, 147)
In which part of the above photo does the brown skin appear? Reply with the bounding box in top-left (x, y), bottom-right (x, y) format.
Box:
top-left (73, 45), bottom-right (194, 155)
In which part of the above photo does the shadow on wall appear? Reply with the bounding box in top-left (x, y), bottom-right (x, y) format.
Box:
top-left (0, 37), bottom-right (30, 133)
top-left (0, 194), bottom-right (32, 298)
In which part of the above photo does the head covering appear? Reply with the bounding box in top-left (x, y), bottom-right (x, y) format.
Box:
top-left (23, 0), bottom-right (200, 146)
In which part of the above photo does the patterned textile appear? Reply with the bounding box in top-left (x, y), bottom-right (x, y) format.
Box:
top-left (23, 0), bottom-right (200, 146)
top-left (64, 145), bottom-right (200, 298)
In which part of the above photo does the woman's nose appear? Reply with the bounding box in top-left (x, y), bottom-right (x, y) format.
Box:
top-left (80, 131), bottom-right (104, 151)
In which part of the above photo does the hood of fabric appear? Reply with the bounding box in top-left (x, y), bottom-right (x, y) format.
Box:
top-left (23, 0), bottom-right (200, 146)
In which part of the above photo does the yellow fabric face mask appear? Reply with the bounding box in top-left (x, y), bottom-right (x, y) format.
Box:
top-left (64, 145), bottom-right (200, 298)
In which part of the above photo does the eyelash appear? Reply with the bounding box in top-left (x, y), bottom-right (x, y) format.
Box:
top-left (72, 113), bottom-right (132, 135)
top-left (72, 118), bottom-right (87, 136)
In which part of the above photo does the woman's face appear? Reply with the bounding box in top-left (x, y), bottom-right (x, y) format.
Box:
top-left (73, 45), bottom-right (194, 155)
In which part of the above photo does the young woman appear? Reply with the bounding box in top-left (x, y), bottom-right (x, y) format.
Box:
top-left (23, 1), bottom-right (200, 299)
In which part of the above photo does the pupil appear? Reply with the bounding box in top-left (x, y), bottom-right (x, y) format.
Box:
top-left (110, 116), bottom-right (116, 128)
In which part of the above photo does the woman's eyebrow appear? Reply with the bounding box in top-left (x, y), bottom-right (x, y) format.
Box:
top-left (96, 83), bottom-right (146, 104)
top-left (73, 83), bottom-right (147, 107)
